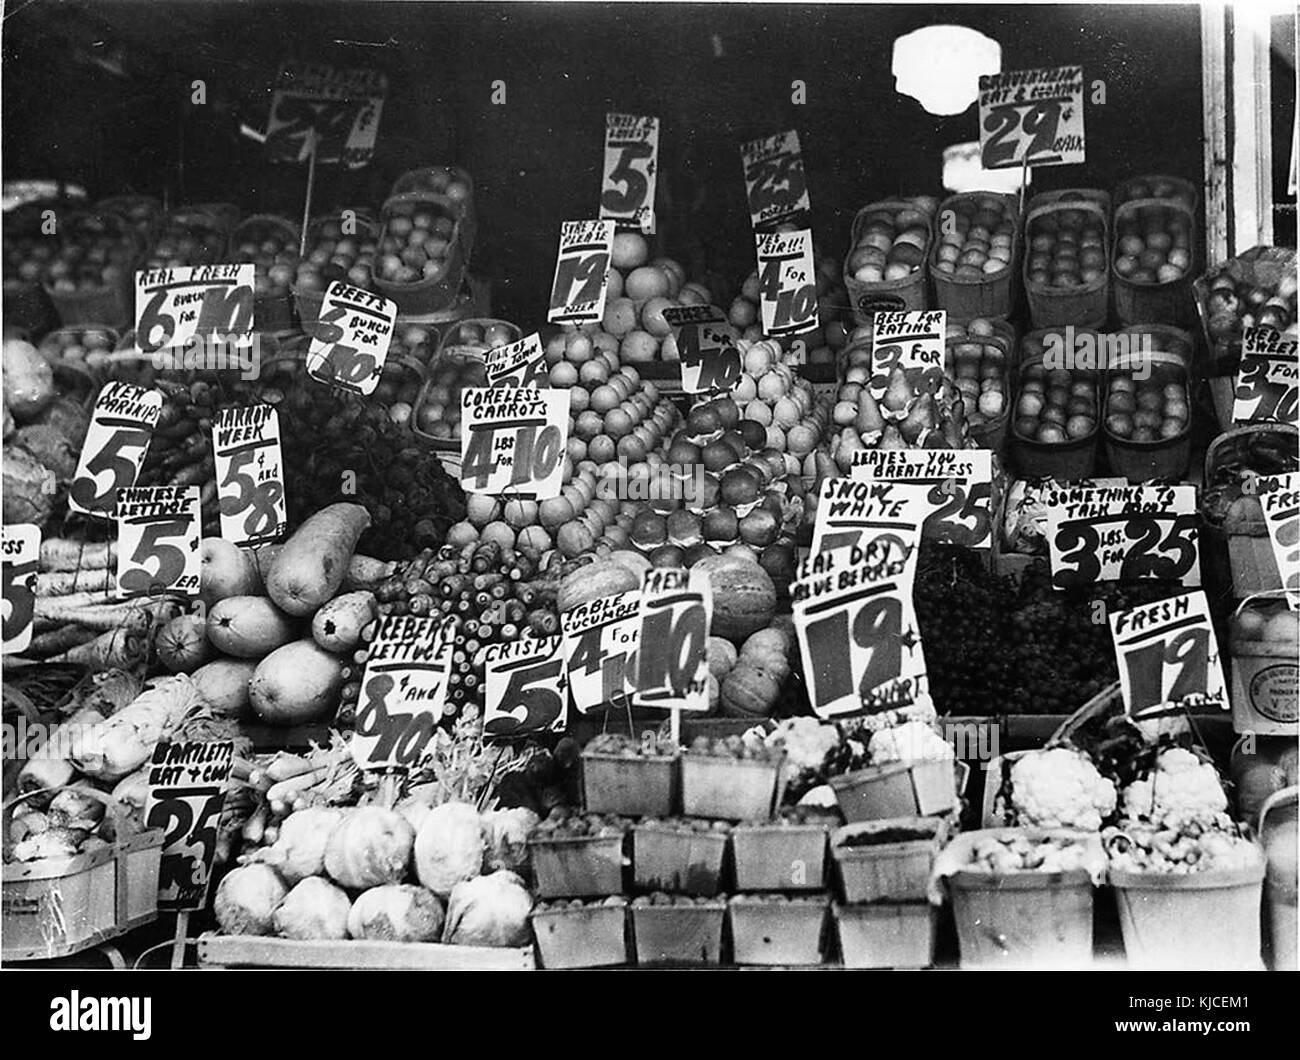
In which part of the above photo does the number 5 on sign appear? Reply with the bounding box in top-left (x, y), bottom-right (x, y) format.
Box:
top-left (68, 382), bottom-right (165, 518)
top-left (2, 524), bottom-right (40, 655)
top-left (1109, 591), bottom-right (1227, 716)
top-left (306, 282), bottom-right (397, 395)
top-left (755, 228), bottom-right (818, 338)
top-left (634, 568), bottom-right (712, 712)
top-left (212, 404), bottom-right (288, 548)
top-left (548, 220), bottom-right (614, 325)
top-left (115, 486), bottom-right (202, 598)
top-left (601, 113), bottom-right (658, 234)
top-left (483, 636), bottom-right (568, 738)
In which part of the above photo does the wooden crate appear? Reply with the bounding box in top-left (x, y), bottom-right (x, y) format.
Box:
top-left (197, 933), bottom-right (535, 970)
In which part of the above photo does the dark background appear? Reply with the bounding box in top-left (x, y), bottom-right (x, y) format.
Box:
top-left (0, 1), bottom-right (1286, 324)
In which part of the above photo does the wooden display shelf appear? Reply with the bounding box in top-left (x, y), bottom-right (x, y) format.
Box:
top-left (197, 933), bottom-right (535, 970)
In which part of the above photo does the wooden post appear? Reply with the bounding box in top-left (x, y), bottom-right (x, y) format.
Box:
top-left (1201, 2), bottom-right (1231, 262)
top-left (170, 911), bottom-right (190, 970)
top-left (299, 130), bottom-right (318, 259)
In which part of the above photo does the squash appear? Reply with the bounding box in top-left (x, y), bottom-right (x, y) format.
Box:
top-left (266, 503), bottom-right (371, 616)
top-left (156, 613), bottom-right (211, 673)
top-left (206, 595), bottom-right (297, 658)
top-left (323, 806), bottom-right (414, 890)
top-left (556, 557), bottom-right (641, 613)
top-left (311, 591), bottom-right (377, 653)
top-left (190, 658), bottom-right (258, 717)
top-left (199, 538), bottom-right (261, 605)
top-left (692, 555), bottom-right (776, 643)
top-left (248, 639), bottom-right (344, 725)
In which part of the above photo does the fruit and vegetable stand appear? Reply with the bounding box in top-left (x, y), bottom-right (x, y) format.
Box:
top-left (2, 8), bottom-right (1297, 975)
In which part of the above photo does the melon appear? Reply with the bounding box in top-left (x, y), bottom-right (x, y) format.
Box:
top-left (720, 662), bottom-right (782, 718)
top-left (692, 554), bottom-right (776, 643)
top-left (249, 639), bottom-right (345, 725)
top-left (557, 558), bottom-right (641, 613)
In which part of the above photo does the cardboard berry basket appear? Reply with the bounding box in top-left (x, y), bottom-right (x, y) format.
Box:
top-left (833, 901), bottom-right (937, 969)
top-left (528, 829), bottom-right (628, 898)
top-left (630, 900), bottom-right (726, 965)
top-left (828, 758), bottom-right (968, 823)
top-left (679, 752), bottom-right (783, 821)
top-left (580, 747), bottom-right (680, 817)
top-left (372, 192), bottom-right (467, 316)
top-left (632, 822), bottom-right (729, 897)
top-left (728, 896), bottom-right (829, 966)
top-left (730, 821), bottom-right (830, 892)
top-left (530, 901), bottom-right (630, 969)
top-left (831, 816), bottom-right (949, 903)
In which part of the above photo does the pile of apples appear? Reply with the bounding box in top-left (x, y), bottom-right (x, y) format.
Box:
top-left (37, 325), bottom-right (117, 373)
top-left (376, 201), bottom-right (458, 286)
top-left (846, 200), bottom-right (935, 285)
top-left (413, 356), bottom-right (487, 443)
top-left (1116, 177), bottom-right (1196, 211)
top-left (932, 194), bottom-right (1017, 280)
top-left (38, 213), bottom-right (138, 296)
top-left (1113, 204), bottom-right (1192, 285)
top-left (395, 166), bottom-right (472, 208)
top-left (728, 254), bottom-right (851, 364)
top-left (294, 213), bottom-right (380, 295)
top-left (730, 339), bottom-right (829, 460)
top-left (945, 317), bottom-right (1008, 430)
top-left (1025, 205), bottom-right (1107, 289)
top-left (1105, 365), bottom-right (1189, 443)
top-left (231, 218), bottom-right (298, 303)
top-left (599, 232), bottom-right (714, 363)
top-left (1013, 363), bottom-right (1098, 444)
top-left (1203, 264), bottom-right (1298, 344)
top-left (143, 213), bottom-right (224, 269)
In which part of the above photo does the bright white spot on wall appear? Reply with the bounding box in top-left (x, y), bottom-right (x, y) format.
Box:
top-left (892, 25), bottom-right (1002, 116)
top-left (942, 141), bottom-right (1031, 195)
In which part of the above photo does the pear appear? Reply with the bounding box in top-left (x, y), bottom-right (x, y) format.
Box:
top-left (942, 418), bottom-right (964, 449)
top-left (856, 388), bottom-right (885, 433)
top-left (835, 427), bottom-right (863, 472)
top-left (879, 424), bottom-right (907, 450)
top-left (882, 365), bottom-right (912, 413)
top-left (900, 393), bottom-right (938, 444)
top-left (924, 427), bottom-right (949, 449)
top-left (815, 449), bottom-right (838, 483)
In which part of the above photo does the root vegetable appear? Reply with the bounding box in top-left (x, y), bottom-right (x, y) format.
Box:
top-left (39, 539), bottom-right (116, 571)
top-left (310, 590), bottom-right (377, 653)
top-left (36, 567), bottom-right (114, 596)
top-left (46, 623), bottom-right (150, 670)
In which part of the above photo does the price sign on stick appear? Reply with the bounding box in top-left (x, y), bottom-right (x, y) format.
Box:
top-left (810, 477), bottom-right (933, 558)
top-left (266, 62), bottom-right (387, 168)
top-left (548, 220), bottom-right (614, 325)
top-left (69, 382), bottom-right (164, 518)
top-left (561, 589), bottom-right (642, 713)
top-left (754, 228), bottom-right (819, 338)
top-left (793, 540), bottom-right (927, 719)
top-left (352, 615), bottom-right (456, 770)
top-left (212, 404), bottom-right (288, 548)
top-left (1257, 473), bottom-right (1300, 598)
top-left (114, 486), bottom-right (201, 599)
top-left (662, 305), bottom-right (742, 393)
top-left (482, 635), bottom-right (569, 739)
top-left (306, 282), bottom-right (397, 395)
top-left (1045, 484), bottom-right (1201, 589)
top-left (1109, 591), bottom-right (1227, 717)
top-left (851, 449), bottom-right (995, 549)
top-left (1233, 328), bottom-right (1299, 424)
top-left (135, 265), bottom-right (255, 355)
top-left (634, 568), bottom-right (712, 713)
top-left (145, 740), bottom-right (235, 911)
top-left (600, 113), bottom-right (659, 234)
top-left (741, 130), bottom-right (811, 228)
top-left (460, 388), bottom-right (570, 499)
top-left (978, 65), bottom-right (1085, 170)
top-left (1, 524), bottom-right (40, 655)
top-left (869, 310), bottom-right (946, 402)
top-left (485, 333), bottom-right (547, 389)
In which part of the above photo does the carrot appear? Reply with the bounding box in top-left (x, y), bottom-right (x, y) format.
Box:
top-left (37, 568), bottom-right (114, 596)
top-left (39, 539), bottom-right (117, 571)
top-left (46, 625), bottom-right (148, 670)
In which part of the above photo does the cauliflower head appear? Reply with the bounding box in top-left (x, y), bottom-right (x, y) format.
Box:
top-left (1009, 748), bottom-right (1117, 831)
top-left (1121, 747), bottom-right (1228, 828)
top-left (763, 717), bottom-right (841, 772)
top-left (869, 721), bottom-right (954, 766)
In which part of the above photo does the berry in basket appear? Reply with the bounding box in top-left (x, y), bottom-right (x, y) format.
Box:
top-left (836, 822), bottom-right (939, 848)
top-left (296, 216), bottom-right (379, 294)
top-left (586, 732), bottom-right (678, 758)
top-left (1025, 208), bottom-right (1106, 289)
top-left (686, 734), bottom-right (783, 763)
top-left (1114, 205), bottom-right (1191, 285)
top-left (379, 205), bottom-right (456, 285)
top-left (933, 196), bottom-right (1016, 279)
top-left (964, 834), bottom-right (1094, 873)
top-left (533, 809), bottom-right (631, 838)
top-left (1013, 361), bottom-right (1098, 444)
top-left (631, 892), bottom-right (720, 907)
top-left (536, 895), bottom-right (627, 912)
top-left (639, 816), bottom-right (732, 834)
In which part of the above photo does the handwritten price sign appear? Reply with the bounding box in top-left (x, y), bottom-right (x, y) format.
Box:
top-left (115, 486), bottom-right (201, 599)
top-left (69, 382), bottom-right (164, 518)
top-left (135, 265), bottom-right (255, 355)
top-left (741, 130), bottom-right (811, 228)
top-left (212, 404), bottom-right (287, 548)
top-left (634, 568), bottom-right (712, 712)
top-left (851, 449), bottom-right (995, 549)
top-left (1046, 485), bottom-right (1201, 589)
top-left (600, 113), bottom-right (658, 234)
top-left (145, 740), bottom-right (234, 912)
top-left (662, 305), bottom-right (742, 393)
top-left (978, 65), bottom-right (1085, 170)
top-left (1233, 327), bottom-right (1299, 425)
top-left (548, 220), bottom-right (614, 325)
top-left (2, 524), bottom-right (40, 655)
top-left (306, 282), bottom-right (397, 395)
top-left (869, 310), bottom-right (946, 402)
top-left (561, 589), bottom-right (641, 713)
top-left (485, 333), bottom-right (547, 389)
top-left (793, 540), bottom-right (926, 719)
top-left (755, 228), bottom-right (819, 338)
top-left (811, 477), bottom-right (932, 558)
top-left (352, 615), bottom-right (456, 770)
top-left (1258, 473), bottom-right (1300, 597)
top-left (1109, 591), bottom-right (1227, 717)
top-left (266, 62), bottom-right (387, 168)
top-left (460, 388), bottom-right (570, 500)
top-left (482, 635), bottom-right (568, 739)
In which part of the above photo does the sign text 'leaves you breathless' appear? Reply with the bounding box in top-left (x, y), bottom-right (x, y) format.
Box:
top-left (68, 382), bottom-right (164, 518)
top-left (459, 388), bottom-right (570, 500)
top-left (145, 740), bottom-right (235, 912)
top-left (352, 615), bottom-right (456, 770)
top-left (1045, 484), bottom-right (1200, 589)
top-left (1, 524), bottom-right (40, 655)
top-left (600, 113), bottom-right (659, 234)
top-left (741, 130), bottom-right (811, 228)
top-left (662, 305), bottom-right (743, 394)
top-left (561, 589), bottom-right (642, 713)
top-left (869, 310), bottom-right (946, 402)
top-left (482, 635), bottom-right (569, 739)
top-left (978, 65), bottom-right (1085, 170)
top-left (114, 486), bottom-right (202, 599)
top-left (754, 228), bottom-right (819, 338)
top-left (548, 220), bottom-right (614, 325)
top-left (793, 533), bottom-right (927, 720)
top-left (1257, 472), bottom-right (1300, 602)
top-left (134, 264), bottom-right (255, 356)
top-left (306, 282), bottom-right (397, 395)
top-left (850, 449), bottom-right (995, 550)
top-left (211, 404), bottom-right (288, 548)
top-left (1108, 591), bottom-right (1227, 718)
top-left (266, 61), bottom-right (387, 168)
top-left (1233, 327), bottom-right (1299, 425)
